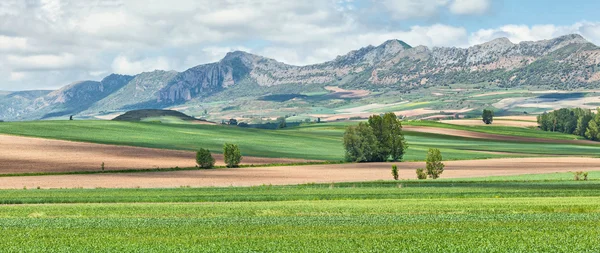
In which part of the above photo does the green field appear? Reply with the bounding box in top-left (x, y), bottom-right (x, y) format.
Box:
top-left (1, 178), bottom-right (599, 251)
top-left (1, 120), bottom-right (600, 162)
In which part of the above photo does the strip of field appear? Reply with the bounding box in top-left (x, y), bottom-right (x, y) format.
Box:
top-left (440, 119), bottom-right (539, 128)
top-left (0, 180), bottom-right (599, 251)
top-left (1, 157), bottom-right (599, 189)
top-left (0, 134), bottom-right (312, 174)
top-left (403, 125), bottom-right (595, 144)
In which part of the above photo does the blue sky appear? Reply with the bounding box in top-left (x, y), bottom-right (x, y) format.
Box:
top-left (1, 0), bottom-right (600, 90)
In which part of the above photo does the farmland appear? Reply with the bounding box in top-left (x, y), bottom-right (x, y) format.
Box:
top-left (1, 179), bottom-right (600, 251)
top-left (1, 116), bottom-right (600, 251)
top-left (1, 119), bottom-right (600, 165)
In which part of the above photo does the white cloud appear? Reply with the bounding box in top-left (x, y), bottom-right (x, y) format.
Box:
top-left (469, 22), bottom-right (600, 46)
top-left (0, 35), bottom-right (28, 51)
top-left (449, 0), bottom-right (491, 15)
top-left (9, 72), bottom-right (26, 81)
top-left (111, 55), bottom-right (172, 75)
top-left (382, 0), bottom-right (491, 19)
top-left (381, 0), bottom-right (449, 19)
top-left (6, 53), bottom-right (81, 71)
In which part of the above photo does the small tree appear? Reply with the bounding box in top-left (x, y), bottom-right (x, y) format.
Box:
top-left (426, 148), bottom-right (445, 179)
top-left (482, 109), bottom-right (494, 125)
top-left (228, 118), bottom-right (238, 126)
top-left (196, 148), bottom-right (215, 169)
top-left (277, 117), bottom-right (287, 129)
top-left (223, 143), bottom-right (242, 168)
top-left (391, 165), bottom-right (399, 180)
top-left (416, 168), bottom-right (427, 180)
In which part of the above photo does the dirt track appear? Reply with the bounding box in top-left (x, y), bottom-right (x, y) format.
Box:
top-left (1, 157), bottom-right (599, 189)
top-left (0, 134), bottom-right (312, 174)
top-left (403, 126), bottom-right (596, 145)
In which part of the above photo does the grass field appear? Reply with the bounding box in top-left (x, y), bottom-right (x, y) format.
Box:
top-left (1, 120), bottom-right (600, 162)
top-left (1, 178), bottom-right (599, 251)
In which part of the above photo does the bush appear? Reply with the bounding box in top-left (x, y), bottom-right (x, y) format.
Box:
top-left (196, 148), bottom-right (215, 169)
top-left (574, 171), bottom-right (589, 181)
top-left (426, 148), bottom-right (445, 179)
top-left (416, 168), bottom-right (427, 180)
top-left (223, 143), bottom-right (242, 168)
top-left (391, 165), bottom-right (399, 180)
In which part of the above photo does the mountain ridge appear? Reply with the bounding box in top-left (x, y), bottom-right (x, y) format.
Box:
top-left (2, 34), bottom-right (600, 121)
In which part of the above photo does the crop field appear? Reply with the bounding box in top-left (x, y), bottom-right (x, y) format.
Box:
top-left (0, 179), bottom-right (599, 251)
top-left (1, 119), bottom-right (599, 165)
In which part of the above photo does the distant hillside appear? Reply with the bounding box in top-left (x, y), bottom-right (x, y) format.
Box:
top-left (112, 109), bottom-right (213, 124)
top-left (3, 34), bottom-right (600, 121)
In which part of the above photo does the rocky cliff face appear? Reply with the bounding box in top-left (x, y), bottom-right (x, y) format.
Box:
top-left (156, 34), bottom-right (600, 104)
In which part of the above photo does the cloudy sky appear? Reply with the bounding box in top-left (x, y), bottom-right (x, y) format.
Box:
top-left (2, 0), bottom-right (600, 91)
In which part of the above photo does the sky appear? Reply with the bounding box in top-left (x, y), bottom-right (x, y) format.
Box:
top-left (2, 0), bottom-right (600, 91)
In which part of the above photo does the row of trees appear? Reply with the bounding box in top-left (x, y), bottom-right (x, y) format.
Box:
top-left (196, 143), bottom-right (242, 169)
top-left (343, 113), bottom-right (408, 162)
top-left (537, 108), bottom-right (600, 140)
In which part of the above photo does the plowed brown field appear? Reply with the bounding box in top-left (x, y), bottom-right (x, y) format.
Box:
top-left (0, 157), bottom-right (599, 189)
top-left (0, 134), bottom-right (312, 174)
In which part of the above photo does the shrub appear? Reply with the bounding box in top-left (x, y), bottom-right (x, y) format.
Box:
top-left (416, 168), bottom-right (427, 180)
top-left (391, 165), bottom-right (399, 180)
top-left (426, 148), bottom-right (445, 179)
top-left (196, 148), bottom-right (215, 169)
top-left (574, 171), bottom-right (589, 181)
top-left (223, 143), bottom-right (242, 168)
top-left (101, 162), bottom-right (105, 171)
top-left (574, 171), bottom-right (583, 181)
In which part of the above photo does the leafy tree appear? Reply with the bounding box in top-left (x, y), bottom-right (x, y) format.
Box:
top-left (426, 148), bottom-right (444, 179)
top-left (238, 122), bottom-right (249, 127)
top-left (343, 123), bottom-right (379, 162)
top-left (344, 113), bottom-right (408, 162)
top-left (228, 118), bottom-right (238, 126)
top-left (482, 109), bottom-right (494, 125)
top-left (223, 143), bottom-right (242, 168)
top-left (277, 117), bottom-right (287, 129)
top-left (391, 165), bottom-right (399, 180)
top-left (383, 113), bottom-right (408, 161)
top-left (586, 119), bottom-right (600, 141)
top-left (196, 148), bottom-right (215, 169)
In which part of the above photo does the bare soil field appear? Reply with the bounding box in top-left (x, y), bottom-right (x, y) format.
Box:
top-left (0, 134), bottom-right (313, 174)
top-left (403, 126), bottom-right (595, 144)
top-left (440, 119), bottom-right (539, 128)
top-left (1, 157), bottom-right (599, 189)
top-left (324, 86), bottom-right (370, 98)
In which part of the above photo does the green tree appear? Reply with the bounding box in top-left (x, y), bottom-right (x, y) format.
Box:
top-left (196, 148), bottom-right (215, 169)
top-left (391, 165), bottom-right (399, 180)
top-left (223, 143), bottom-right (242, 168)
top-left (426, 148), bottom-right (445, 179)
top-left (586, 118), bottom-right (600, 141)
top-left (344, 113), bottom-right (408, 162)
top-left (482, 109), bottom-right (494, 125)
top-left (343, 123), bottom-right (379, 162)
top-left (277, 117), bottom-right (287, 129)
top-left (383, 113), bottom-right (408, 161)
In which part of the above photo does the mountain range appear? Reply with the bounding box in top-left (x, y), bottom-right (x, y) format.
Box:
top-left (1, 34), bottom-right (600, 121)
